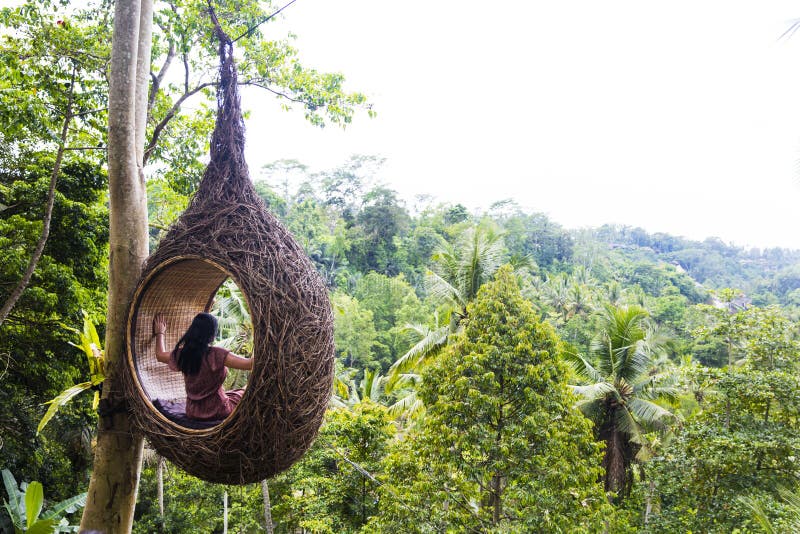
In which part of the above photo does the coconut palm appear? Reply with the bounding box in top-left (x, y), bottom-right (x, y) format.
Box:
top-left (544, 273), bottom-right (571, 323)
top-left (568, 281), bottom-right (594, 318)
top-left (388, 224), bottom-right (505, 381)
top-left (568, 305), bottom-right (677, 499)
top-left (425, 223), bottom-right (505, 319)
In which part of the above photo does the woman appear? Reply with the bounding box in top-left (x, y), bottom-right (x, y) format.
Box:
top-left (154, 312), bottom-right (252, 421)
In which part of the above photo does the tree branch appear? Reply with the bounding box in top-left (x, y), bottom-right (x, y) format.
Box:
top-left (148, 41), bottom-right (176, 116)
top-left (241, 80), bottom-right (306, 105)
top-left (182, 51), bottom-right (189, 95)
top-left (0, 69), bottom-right (76, 326)
top-left (143, 81), bottom-right (215, 164)
top-left (73, 107), bottom-right (108, 118)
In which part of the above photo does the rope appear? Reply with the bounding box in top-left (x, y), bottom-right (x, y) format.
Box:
top-left (232, 0), bottom-right (299, 43)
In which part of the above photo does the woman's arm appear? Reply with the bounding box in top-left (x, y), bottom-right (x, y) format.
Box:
top-left (225, 352), bottom-right (253, 371)
top-left (153, 313), bottom-right (171, 364)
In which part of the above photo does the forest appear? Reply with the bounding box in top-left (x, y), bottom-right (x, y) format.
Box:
top-left (4, 0), bottom-right (800, 532)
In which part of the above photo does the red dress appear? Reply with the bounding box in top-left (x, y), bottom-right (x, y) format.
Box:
top-left (169, 346), bottom-right (245, 420)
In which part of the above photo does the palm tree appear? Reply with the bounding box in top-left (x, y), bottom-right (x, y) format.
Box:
top-left (544, 273), bottom-right (571, 323)
top-left (568, 281), bottom-right (594, 318)
top-left (568, 305), bottom-right (677, 499)
top-left (425, 223), bottom-right (505, 320)
top-left (388, 224), bottom-right (504, 381)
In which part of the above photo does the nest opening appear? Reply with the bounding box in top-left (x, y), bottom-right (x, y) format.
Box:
top-left (128, 256), bottom-right (249, 433)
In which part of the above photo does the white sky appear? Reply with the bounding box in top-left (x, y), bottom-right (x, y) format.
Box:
top-left (243, 1), bottom-right (800, 250)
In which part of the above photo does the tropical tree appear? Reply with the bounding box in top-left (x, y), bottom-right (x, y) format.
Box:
top-left (332, 367), bottom-right (387, 409)
top-left (568, 304), bottom-right (677, 499)
top-left (270, 402), bottom-right (396, 533)
top-left (544, 273), bottom-right (572, 323)
top-left (369, 267), bottom-right (623, 532)
top-left (646, 305), bottom-right (800, 532)
top-left (0, 2), bottom-right (109, 326)
top-left (0, 153), bottom-right (108, 497)
top-left (387, 223), bottom-right (505, 381)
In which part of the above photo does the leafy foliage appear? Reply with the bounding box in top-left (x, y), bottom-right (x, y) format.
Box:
top-left (37, 312), bottom-right (105, 434)
top-left (369, 267), bottom-right (627, 532)
top-left (1, 469), bottom-right (86, 534)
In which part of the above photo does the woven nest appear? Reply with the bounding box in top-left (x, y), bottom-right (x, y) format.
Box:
top-left (123, 25), bottom-right (335, 484)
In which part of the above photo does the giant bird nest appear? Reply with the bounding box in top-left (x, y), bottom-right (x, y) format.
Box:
top-left (123, 24), bottom-right (335, 484)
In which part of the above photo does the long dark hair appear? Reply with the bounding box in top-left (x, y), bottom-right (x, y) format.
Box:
top-left (173, 313), bottom-right (218, 376)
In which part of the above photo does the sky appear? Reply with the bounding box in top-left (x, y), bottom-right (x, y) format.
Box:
top-left (243, 1), bottom-right (800, 250)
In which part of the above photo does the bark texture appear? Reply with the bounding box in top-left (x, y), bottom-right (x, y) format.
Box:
top-left (80, 0), bottom-right (153, 531)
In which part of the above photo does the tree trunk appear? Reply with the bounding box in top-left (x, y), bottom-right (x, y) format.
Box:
top-left (603, 428), bottom-right (627, 497)
top-left (223, 490), bottom-right (228, 534)
top-left (261, 479), bottom-right (274, 534)
top-left (157, 456), bottom-right (165, 520)
top-left (491, 474), bottom-right (502, 524)
top-left (644, 479), bottom-right (655, 524)
top-left (80, 0), bottom-right (153, 532)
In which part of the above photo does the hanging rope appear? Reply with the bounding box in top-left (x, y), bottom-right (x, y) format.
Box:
top-left (232, 0), bottom-right (299, 43)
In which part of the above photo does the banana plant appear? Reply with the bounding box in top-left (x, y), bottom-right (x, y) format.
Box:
top-left (37, 311), bottom-right (105, 434)
top-left (1, 469), bottom-right (86, 533)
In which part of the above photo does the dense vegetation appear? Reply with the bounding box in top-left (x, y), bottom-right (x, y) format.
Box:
top-left (4, 1), bottom-right (800, 532)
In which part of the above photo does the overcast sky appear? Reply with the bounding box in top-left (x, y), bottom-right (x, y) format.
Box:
top-left (243, 1), bottom-right (800, 250)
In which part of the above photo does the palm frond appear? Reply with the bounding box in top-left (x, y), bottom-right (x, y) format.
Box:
top-left (37, 377), bottom-right (103, 435)
top-left (613, 404), bottom-right (646, 444)
top-left (627, 398), bottom-right (674, 431)
top-left (40, 492), bottom-right (87, 519)
top-left (388, 390), bottom-right (425, 420)
top-left (387, 324), bottom-right (448, 386)
top-left (778, 485), bottom-right (800, 511)
top-left (389, 373), bottom-right (421, 391)
top-left (329, 395), bottom-right (348, 409)
top-left (571, 381), bottom-right (616, 401)
top-left (634, 374), bottom-right (679, 404)
top-left (563, 350), bottom-right (605, 384)
top-left (739, 496), bottom-right (777, 534)
top-left (424, 270), bottom-right (464, 309)
top-left (619, 343), bottom-right (655, 383)
top-left (361, 369), bottom-right (387, 403)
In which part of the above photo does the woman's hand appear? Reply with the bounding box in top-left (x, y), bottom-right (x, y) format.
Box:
top-left (153, 313), bottom-right (171, 364)
top-left (153, 313), bottom-right (167, 336)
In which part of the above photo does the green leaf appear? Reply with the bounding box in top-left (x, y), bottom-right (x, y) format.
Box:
top-left (2, 469), bottom-right (22, 525)
top-left (25, 518), bottom-right (59, 534)
top-left (37, 381), bottom-right (95, 434)
top-left (40, 492), bottom-right (86, 519)
top-left (25, 481), bottom-right (43, 528)
top-left (83, 310), bottom-right (101, 348)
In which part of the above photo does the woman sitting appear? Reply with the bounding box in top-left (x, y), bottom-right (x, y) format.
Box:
top-left (154, 312), bottom-right (252, 421)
